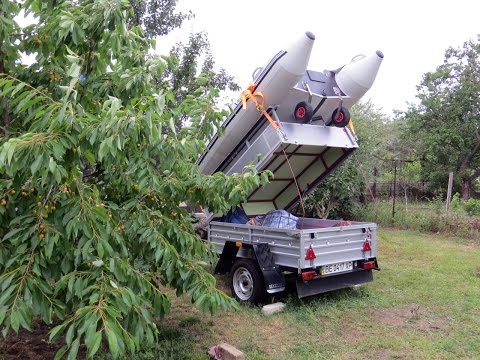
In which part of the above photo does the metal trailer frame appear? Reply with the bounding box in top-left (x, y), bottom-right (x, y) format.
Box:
top-left (210, 218), bottom-right (378, 298)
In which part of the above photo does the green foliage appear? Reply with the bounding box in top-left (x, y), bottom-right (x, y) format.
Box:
top-left (356, 200), bottom-right (480, 238)
top-left (304, 101), bottom-right (392, 219)
top-left (128, 0), bottom-right (193, 38)
top-left (450, 192), bottom-right (462, 210)
top-left (463, 198), bottom-right (480, 216)
top-left (95, 326), bottom-right (209, 360)
top-left (402, 35), bottom-right (480, 199)
top-left (127, 1), bottom-right (239, 129)
top-left (160, 32), bottom-right (240, 128)
top-left (451, 193), bottom-right (480, 216)
top-left (0, 1), bottom-right (270, 359)
top-left (304, 159), bottom-right (363, 219)
top-left (0, 1), bottom-right (21, 72)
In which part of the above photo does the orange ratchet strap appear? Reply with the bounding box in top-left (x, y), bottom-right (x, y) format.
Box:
top-left (240, 83), bottom-right (280, 129)
top-left (348, 119), bottom-right (356, 135)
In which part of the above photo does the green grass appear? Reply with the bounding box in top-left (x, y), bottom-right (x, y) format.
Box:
top-left (125, 228), bottom-right (480, 360)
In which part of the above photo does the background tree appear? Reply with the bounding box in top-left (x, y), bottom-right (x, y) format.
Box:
top-left (159, 31), bottom-right (240, 128)
top-left (126, 0), bottom-right (239, 127)
top-left (403, 35), bottom-right (480, 200)
top-left (128, 0), bottom-right (192, 38)
top-left (0, 1), bottom-right (269, 359)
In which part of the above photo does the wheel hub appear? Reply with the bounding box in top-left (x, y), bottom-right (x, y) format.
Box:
top-left (233, 267), bottom-right (254, 301)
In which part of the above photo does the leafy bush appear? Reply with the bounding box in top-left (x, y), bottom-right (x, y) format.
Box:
top-left (450, 193), bottom-right (480, 216)
top-left (450, 193), bottom-right (462, 210)
top-left (303, 158), bottom-right (364, 220)
top-left (463, 198), bottom-right (480, 216)
top-left (354, 200), bottom-right (480, 239)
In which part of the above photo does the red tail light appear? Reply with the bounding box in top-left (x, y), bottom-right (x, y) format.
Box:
top-left (305, 245), bottom-right (316, 260)
top-left (362, 239), bottom-right (372, 252)
top-left (361, 261), bottom-right (375, 270)
top-left (301, 271), bottom-right (316, 281)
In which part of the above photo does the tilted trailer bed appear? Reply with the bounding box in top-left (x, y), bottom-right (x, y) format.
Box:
top-left (204, 115), bottom-right (380, 302)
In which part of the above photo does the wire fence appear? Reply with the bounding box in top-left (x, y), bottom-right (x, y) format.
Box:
top-left (366, 181), bottom-right (433, 201)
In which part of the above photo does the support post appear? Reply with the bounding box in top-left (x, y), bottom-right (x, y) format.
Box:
top-left (392, 160), bottom-right (397, 223)
top-left (446, 171), bottom-right (454, 215)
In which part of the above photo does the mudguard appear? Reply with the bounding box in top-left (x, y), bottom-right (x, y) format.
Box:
top-left (296, 270), bottom-right (373, 298)
top-left (253, 243), bottom-right (286, 294)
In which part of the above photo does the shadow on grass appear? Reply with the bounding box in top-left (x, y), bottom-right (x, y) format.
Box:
top-left (269, 276), bottom-right (374, 307)
top-left (215, 272), bottom-right (378, 310)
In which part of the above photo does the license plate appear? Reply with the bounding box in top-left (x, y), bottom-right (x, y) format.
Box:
top-left (321, 261), bottom-right (353, 275)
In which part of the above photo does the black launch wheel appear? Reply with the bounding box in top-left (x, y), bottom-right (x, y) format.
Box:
top-left (294, 101), bottom-right (313, 123)
top-left (331, 107), bottom-right (351, 127)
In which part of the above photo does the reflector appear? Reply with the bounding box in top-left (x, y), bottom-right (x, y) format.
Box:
top-left (362, 239), bottom-right (372, 252)
top-left (305, 245), bottom-right (316, 260)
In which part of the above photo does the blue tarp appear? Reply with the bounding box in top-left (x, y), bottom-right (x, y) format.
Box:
top-left (256, 210), bottom-right (298, 229)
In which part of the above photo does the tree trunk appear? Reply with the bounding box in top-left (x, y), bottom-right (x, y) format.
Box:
top-left (461, 177), bottom-right (471, 200)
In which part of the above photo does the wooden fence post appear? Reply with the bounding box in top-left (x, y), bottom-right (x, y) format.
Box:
top-left (446, 171), bottom-right (454, 215)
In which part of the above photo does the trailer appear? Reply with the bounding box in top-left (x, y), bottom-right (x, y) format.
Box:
top-left (199, 32), bottom-right (383, 303)
top-left (211, 219), bottom-right (378, 302)
top-left (206, 116), bottom-right (380, 302)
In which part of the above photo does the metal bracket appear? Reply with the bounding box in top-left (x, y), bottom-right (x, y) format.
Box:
top-left (270, 107), bottom-right (288, 141)
top-left (302, 81), bottom-right (313, 104)
top-left (333, 86), bottom-right (344, 113)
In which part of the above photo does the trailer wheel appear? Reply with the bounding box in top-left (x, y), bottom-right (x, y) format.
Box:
top-left (230, 259), bottom-right (266, 304)
top-left (331, 107), bottom-right (350, 127)
top-left (294, 101), bottom-right (313, 123)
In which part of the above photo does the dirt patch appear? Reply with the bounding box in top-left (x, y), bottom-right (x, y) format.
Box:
top-left (339, 322), bottom-right (366, 345)
top-left (371, 348), bottom-right (414, 360)
top-left (373, 304), bottom-right (450, 332)
top-left (198, 308), bottom-right (292, 358)
top-left (0, 323), bottom-right (86, 360)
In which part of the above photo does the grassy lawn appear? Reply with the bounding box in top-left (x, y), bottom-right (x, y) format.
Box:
top-left (127, 228), bottom-right (480, 360)
top-left (2, 228), bottom-right (479, 359)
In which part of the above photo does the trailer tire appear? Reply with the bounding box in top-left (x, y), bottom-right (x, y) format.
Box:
top-left (230, 259), bottom-right (266, 304)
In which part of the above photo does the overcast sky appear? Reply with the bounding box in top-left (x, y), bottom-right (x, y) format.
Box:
top-left (158, 0), bottom-right (480, 116)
